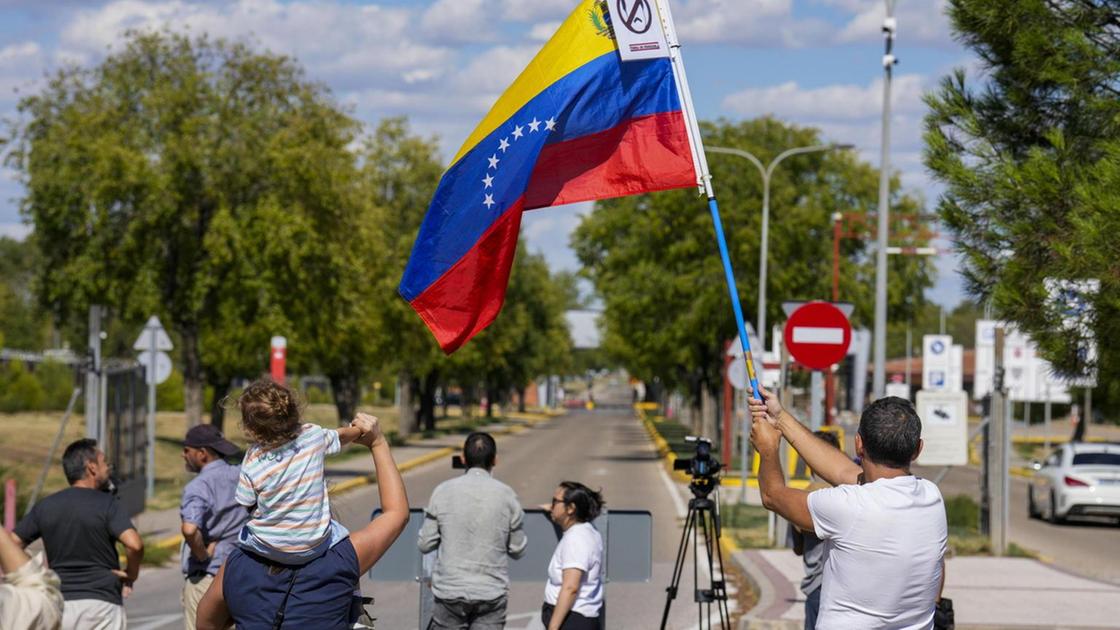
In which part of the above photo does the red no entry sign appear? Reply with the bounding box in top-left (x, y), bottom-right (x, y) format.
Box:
top-left (784, 301), bottom-right (852, 370)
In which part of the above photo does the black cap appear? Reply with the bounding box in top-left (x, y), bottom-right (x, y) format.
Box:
top-left (184, 424), bottom-right (239, 457)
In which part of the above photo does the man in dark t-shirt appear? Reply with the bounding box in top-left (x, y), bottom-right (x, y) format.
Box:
top-left (14, 439), bottom-right (144, 630)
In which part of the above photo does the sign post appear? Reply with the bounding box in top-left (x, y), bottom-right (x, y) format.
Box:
top-left (783, 302), bottom-right (853, 427)
top-left (133, 316), bottom-right (173, 500)
top-left (270, 336), bottom-right (287, 384)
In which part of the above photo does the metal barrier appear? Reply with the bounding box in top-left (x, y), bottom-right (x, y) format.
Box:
top-left (104, 364), bottom-right (148, 516)
top-left (369, 508), bottom-right (652, 628)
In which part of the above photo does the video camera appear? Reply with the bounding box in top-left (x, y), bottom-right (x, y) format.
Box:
top-left (672, 436), bottom-right (721, 479)
top-left (451, 455), bottom-right (466, 469)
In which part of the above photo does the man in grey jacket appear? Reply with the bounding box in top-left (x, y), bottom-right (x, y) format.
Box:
top-left (419, 432), bottom-right (527, 629)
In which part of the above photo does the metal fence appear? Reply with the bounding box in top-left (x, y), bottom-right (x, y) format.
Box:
top-left (104, 364), bottom-right (148, 516)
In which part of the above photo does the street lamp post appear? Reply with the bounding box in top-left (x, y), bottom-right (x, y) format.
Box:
top-left (872, 0), bottom-right (899, 399)
top-left (709, 143), bottom-right (853, 352)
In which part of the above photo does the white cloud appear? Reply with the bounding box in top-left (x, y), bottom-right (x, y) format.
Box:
top-left (56, 0), bottom-right (453, 91)
top-left (829, 0), bottom-right (955, 48)
top-left (722, 74), bottom-right (927, 121)
top-left (671, 0), bottom-right (832, 47)
top-left (521, 201), bottom-right (592, 273)
top-left (0, 41), bottom-right (45, 107)
top-left (499, 0), bottom-right (573, 23)
top-left (0, 222), bottom-right (30, 240)
top-left (420, 0), bottom-right (498, 45)
top-left (528, 21), bottom-right (561, 42)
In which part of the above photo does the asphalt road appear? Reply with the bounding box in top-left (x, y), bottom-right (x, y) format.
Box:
top-left (126, 408), bottom-right (722, 629)
top-left (914, 463), bottom-right (1120, 584)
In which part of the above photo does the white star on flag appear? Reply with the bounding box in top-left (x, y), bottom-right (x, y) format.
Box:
top-left (498, 138), bottom-right (510, 153)
top-left (512, 125), bottom-right (524, 139)
top-left (545, 117), bottom-right (557, 131)
top-left (528, 118), bottom-right (541, 132)
top-left (482, 174), bottom-right (494, 188)
top-left (483, 194), bottom-right (495, 209)
top-left (488, 154), bottom-right (499, 169)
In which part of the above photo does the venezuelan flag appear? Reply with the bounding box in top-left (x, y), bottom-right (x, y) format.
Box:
top-left (400, 0), bottom-right (697, 352)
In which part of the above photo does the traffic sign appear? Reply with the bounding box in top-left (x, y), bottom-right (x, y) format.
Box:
top-left (921, 334), bottom-right (955, 391)
top-left (783, 301), bottom-right (852, 370)
top-left (728, 358), bottom-right (749, 391)
top-left (916, 390), bottom-right (968, 466)
top-left (137, 350), bottom-right (172, 385)
top-left (133, 316), bottom-right (173, 352)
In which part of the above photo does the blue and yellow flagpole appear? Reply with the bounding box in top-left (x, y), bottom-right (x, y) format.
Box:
top-left (655, 0), bottom-right (763, 403)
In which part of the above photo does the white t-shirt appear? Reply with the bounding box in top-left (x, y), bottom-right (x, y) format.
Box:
top-left (544, 522), bottom-right (603, 618)
top-left (807, 475), bottom-right (947, 630)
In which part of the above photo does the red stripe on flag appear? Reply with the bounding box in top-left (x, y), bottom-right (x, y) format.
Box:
top-left (524, 111), bottom-right (696, 210)
top-left (408, 199), bottom-right (525, 353)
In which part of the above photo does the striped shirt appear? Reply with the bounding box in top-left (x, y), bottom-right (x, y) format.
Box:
top-left (236, 423), bottom-right (341, 562)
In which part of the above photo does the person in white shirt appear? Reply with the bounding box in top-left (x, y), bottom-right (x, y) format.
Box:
top-left (542, 481), bottom-right (604, 630)
top-left (748, 389), bottom-right (947, 630)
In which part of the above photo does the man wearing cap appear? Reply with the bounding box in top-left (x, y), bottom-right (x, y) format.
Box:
top-left (179, 425), bottom-right (247, 630)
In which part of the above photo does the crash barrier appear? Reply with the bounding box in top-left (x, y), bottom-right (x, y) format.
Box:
top-left (369, 508), bottom-right (652, 628)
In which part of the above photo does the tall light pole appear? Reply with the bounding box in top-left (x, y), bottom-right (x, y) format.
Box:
top-left (709, 143), bottom-right (853, 352)
top-left (872, 0), bottom-right (898, 400)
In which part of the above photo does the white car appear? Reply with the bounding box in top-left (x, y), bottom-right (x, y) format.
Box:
top-left (1028, 442), bottom-right (1120, 524)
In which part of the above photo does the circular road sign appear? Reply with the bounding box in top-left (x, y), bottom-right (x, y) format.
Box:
top-left (783, 301), bottom-right (852, 370)
top-left (137, 350), bottom-right (173, 385)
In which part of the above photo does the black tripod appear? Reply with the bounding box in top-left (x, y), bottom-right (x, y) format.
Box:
top-left (660, 477), bottom-right (730, 630)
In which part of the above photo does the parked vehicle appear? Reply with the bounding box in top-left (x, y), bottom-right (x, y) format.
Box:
top-left (1028, 442), bottom-right (1120, 524)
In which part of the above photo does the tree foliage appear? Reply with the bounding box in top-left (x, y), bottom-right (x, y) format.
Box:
top-left (573, 117), bottom-right (933, 405)
top-left (924, 0), bottom-right (1120, 412)
top-left (4, 34), bottom-right (578, 429)
top-left (5, 30), bottom-right (364, 426)
top-left (0, 237), bottom-right (49, 350)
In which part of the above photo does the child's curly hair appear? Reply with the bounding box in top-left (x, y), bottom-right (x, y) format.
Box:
top-left (238, 379), bottom-right (302, 450)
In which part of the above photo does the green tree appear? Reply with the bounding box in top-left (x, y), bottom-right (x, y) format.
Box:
top-left (448, 246), bottom-right (573, 417)
top-left (357, 118), bottom-right (446, 435)
top-left (5, 31), bottom-right (362, 426)
top-left (0, 360), bottom-right (46, 412)
top-left (0, 237), bottom-right (50, 350)
top-left (924, 0), bottom-right (1120, 424)
top-left (573, 117), bottom-right (933, 414)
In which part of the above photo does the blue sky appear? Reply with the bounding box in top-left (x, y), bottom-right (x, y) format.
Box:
top-left (0, 0), bottom-right (976, 307)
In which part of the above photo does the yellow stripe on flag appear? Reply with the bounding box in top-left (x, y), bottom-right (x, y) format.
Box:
top-left (447, 0), bottom-right (616, 169)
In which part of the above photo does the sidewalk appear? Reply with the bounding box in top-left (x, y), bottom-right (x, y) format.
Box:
top-left (733, 546), bottom-right (1120, 630)
top-left (134, 410), bottom-right (558, 547)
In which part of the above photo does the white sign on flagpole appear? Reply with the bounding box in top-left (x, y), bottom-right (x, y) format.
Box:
top-left (612, 0), bottom-right (671, 62)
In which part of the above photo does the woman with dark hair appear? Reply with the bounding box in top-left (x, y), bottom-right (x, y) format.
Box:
top-left (542, 481), bottom-right (605, 630)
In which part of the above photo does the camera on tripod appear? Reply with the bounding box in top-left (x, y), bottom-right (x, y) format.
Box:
top-left (672, 436), bottom-right (721, 479)
top-left (661, 436), bottom-right (730, 629)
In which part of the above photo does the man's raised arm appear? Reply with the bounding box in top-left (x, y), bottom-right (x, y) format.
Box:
top-left (749, 387), bottom-right (861, 487)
